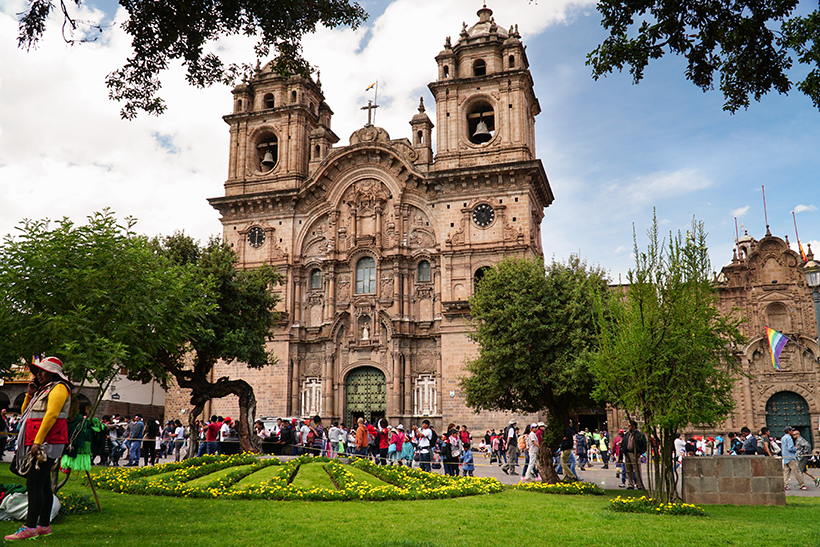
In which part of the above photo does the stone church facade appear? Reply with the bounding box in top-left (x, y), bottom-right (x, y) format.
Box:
top-left (716, 232), bottom-right (819, 448)
top-left (605, 232), bottom-right (820, 448)
top-left (165, 8), bottom-right (554, 431)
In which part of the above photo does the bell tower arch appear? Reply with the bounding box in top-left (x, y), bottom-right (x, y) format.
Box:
top-left (428, 6), bottom-right (539, 170)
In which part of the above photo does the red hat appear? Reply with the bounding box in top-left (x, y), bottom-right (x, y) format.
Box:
top-left (224, 416), bottom-right (232, 423)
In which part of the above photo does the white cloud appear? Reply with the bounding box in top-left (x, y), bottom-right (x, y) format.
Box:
top-left (0, 0), bottom-right (594, 242)
top-left (732, 205), bottom-right (750, 217)
top-left (623, 168), bottom-right (711, 203)
top-left (794, 204), bottom-right (817, 213)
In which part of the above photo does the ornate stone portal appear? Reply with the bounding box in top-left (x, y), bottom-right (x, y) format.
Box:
top-left (187, 7), bottom-right (554, 431)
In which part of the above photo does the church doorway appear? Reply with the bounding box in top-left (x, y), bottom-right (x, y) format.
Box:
top-left (765, 391), bottom-right (813, 448)
top-left (345, 366), bottom-right (386, 428)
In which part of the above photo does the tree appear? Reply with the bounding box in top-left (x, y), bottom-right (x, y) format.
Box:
top-left (143, 233), bottom-right (284, 456)
top-left (0, 210), bottom-right (211, 417)
top-left (460, 256), bottom-right (609, 483)
top-left (587, 0), bottom-right (820, 112)
top-left (590, 213), bottom-right (745, 503)
top-left (16, 0), bottom-right (367, 119)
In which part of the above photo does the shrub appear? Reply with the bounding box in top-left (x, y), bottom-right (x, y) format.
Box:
top-left (607, 495), bottom-right (706, 516)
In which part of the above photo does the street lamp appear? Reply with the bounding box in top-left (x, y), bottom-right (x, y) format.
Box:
top-left (804, 249), bottom-right (820, 344)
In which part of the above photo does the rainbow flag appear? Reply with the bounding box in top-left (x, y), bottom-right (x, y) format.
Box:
top-left (365, 82), bottom-right (377, 91)
top-left (765, 326), bottom-right (789, 371)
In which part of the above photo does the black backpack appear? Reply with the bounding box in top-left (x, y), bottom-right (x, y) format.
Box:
top-left (429, 428), bottom-right (438, 446)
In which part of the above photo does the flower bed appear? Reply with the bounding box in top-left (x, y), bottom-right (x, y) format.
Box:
top-left (92, 454), bottom-right (503, 502)
top-left (514, 480), bottom-right (605, 496)
top-left (607, 495), bottom-right (707, 516)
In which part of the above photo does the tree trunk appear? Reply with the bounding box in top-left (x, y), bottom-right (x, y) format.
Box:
top-left (174, 372), bottom-right (260, 457)
top-left (538, 443), bottom-right (561, 484)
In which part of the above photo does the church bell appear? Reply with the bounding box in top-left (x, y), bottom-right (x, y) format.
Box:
top-left (472, 119), bottom-right (492, 143)
top-left (261, 150), bottom-right (276, 168)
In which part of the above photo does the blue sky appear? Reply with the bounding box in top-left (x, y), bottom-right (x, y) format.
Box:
top-left (1, 0), bottom-right (818, 280)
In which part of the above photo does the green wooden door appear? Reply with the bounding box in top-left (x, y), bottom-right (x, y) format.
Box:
top-left (765, 391), bottom-right (813, 448)
top-left (345, 366), bottom-right (386, 427)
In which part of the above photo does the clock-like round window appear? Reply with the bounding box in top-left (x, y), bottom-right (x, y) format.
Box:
top-left (472, 203), bottom-right (495, 227)
top-left (248, 227), bottom-right (266, 248)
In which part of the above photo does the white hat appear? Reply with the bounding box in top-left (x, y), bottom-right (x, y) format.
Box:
top-left (32, 356), bottom-right (71, 384)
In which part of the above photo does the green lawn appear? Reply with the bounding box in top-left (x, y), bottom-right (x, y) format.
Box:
top-left (231, 463), bottom-right (283, 490)
top-left (2, 464), bottom-right (819, 546)
top-left (343, 465), bottom-right (392, 487)
top-left (184, 464), bottom-right (256, 488)
top-left (288, 462), bottom-right (336, 490)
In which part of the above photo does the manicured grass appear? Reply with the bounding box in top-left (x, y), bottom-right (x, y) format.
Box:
top-left (184, 464), bottom-right (255, 487)
top-left (288, 462), bottom-right (336, 490)
top-left (2, 464), bottom-right (820, 546)
top-left (231, 463), bottom-right (283, 490)
top-left (343, 465), bottom-right (392, 487)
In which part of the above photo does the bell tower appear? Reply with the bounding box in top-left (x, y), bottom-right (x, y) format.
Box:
top-left (428, 6), bottom-right (538, 170)
top-left (223, 64), bottom-right (339, 196)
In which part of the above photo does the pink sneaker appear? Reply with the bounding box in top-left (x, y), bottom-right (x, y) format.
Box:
top-left (4, 526), bottom-right (39, 540)
top-left (36, 525), bottom-right (52, 536)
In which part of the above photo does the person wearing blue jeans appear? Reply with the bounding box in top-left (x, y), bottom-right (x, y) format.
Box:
top-left (127, 415), bottom-right (144, 466)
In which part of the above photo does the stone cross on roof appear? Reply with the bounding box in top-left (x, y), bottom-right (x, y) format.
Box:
top-left (361, 100), bottom-right (379, 127)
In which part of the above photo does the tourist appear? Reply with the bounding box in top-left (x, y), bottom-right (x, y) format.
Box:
top-left (524, 422), bottom-right (541, 482)
top-left (756, 427), bottom-right (773, 456)
top-left (126, 415), bottom-right (144, 466)
top-left (781, 426), bottom-right (805, 490)
top-left (792, 428), bottom-right (817, 487)
top-left (714, 433), bottom-right (724, 454)
top-left (460, 425), bottom-right (471, 446)
top-left (354, 418), bottom-right (368, 457)
top-left (461, 442), bottom-right (475, 477)
top-left (575, 430), bottom-right (588, 470)
top-left (309, 416), bottom-right (325, 456)
top-left (599, 429), bottom-right (610, 469)
top-left (560, 418), bottom-right (577, 481)
top-left (327, 421), bottom-right (341, 458)
top-left (727, 432), bottom-right (742, 454)
top-left (621, 420), bottom-right (646, 490)
top-left (399, 426), bottom-right (414, 466)
top-left (172, 420), bottom-right (186, 462)
top-left (375, 418), bottom-right (390, 464)
top-left (502, 419), bottom-right (518, 475)
top-left (142, 417), bottom-right (159, 466)
top-left (5, 357), bottom-right (71, 541)
top-left (413, 420), bottom-right (433, 472)
top-left (738, 427), bottom-right (757, 455)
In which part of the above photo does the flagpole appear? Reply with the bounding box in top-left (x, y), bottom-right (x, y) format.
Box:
top-left (373, 81), bottom-right (378, 126)
top-left (761, 185), bottom-right (770, 235)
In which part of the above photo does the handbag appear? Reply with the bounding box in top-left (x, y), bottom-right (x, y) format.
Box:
top-left (388, 443), bottom-right (396, 454)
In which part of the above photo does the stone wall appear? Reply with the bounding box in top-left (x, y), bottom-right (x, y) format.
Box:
top-left (681, 456), bottom-right (786, 506)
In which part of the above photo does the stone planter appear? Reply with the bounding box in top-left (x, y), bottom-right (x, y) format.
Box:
top-left (681, 456), bottom-right (786, 505)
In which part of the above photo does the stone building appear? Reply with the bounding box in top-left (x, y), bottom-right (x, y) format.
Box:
top-left (165, 7), bottom-right (554, 431)
top-left (717, 231), bottom-right (819, 448)
top-left (605, 231), bottom-right (820, 448)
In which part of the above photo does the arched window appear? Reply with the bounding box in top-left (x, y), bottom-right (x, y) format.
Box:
top-left (256, 133), bottom-right (278, 171)
top-left (443, 65), bottom-right (450, 78)
top-left (509, 55), bottom-right (515, 68)
top-left (467, 101), bottom-right (495, 144)
top-left (309, 268), bottom-right (322, 290)
top-left (356, 257), bottom-right (376, 294)
top-left (474, 266), bottom-right (491, 291)
top-left (473, 59), bottom-right (486, 77)
top-left (264, 93), bottom-right (275, 109)
top-left (417, 130), bottom-right (424, 144)
top-left (291, 90), bottom-right (298, 102)
top-left (417, 260), bottom-right (431, 283)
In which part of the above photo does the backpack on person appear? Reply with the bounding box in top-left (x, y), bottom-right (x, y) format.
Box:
top-left (429, 428), bottom-right (438, 446)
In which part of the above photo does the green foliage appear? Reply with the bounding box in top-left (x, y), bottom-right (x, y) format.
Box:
top-left (587, 0), bottom-right (820, 112)
top-left (16, 0), bottom-right (367, 119)
top-left (608, 495), bottom-right (707, 516)
top-left (0, 210), bottom-right (211, 399)
top-left (56, 492), bottom-right (97, 515)
top-left (591, 212), bottom-right (745, 502)
top-left (92, 454), bottom-right (503, 501)
top-left (514, 480), bottom-right (605, 495)
top-left (461, 256), bottom-right (609, 445)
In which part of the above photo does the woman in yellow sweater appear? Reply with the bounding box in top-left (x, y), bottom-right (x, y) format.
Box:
top-left (5, 357), bottom-right (72, 541)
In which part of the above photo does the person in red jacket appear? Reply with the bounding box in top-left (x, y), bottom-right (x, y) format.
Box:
top-left (6, 357), bottom-right (72, 541)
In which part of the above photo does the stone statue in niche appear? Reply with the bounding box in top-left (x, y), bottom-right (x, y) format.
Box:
top-left (362, 325), bottom-right (370, 340)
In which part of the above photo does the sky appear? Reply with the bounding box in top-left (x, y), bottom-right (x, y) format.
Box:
top-left (1, 0), bottom-right (819, 280)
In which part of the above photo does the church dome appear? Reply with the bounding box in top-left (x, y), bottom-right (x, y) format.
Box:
top-left (457, 6), bottom-right (509, 44)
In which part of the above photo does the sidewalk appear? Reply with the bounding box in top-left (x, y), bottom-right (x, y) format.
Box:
top-left (462, 456), bottom-right (820, 498)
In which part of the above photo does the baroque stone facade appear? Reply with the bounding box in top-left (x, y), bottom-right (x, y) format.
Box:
top-left (717, 232), bottom-right (819, 448)
top-left (606, 232), bottom-right (820, 447)
top-left (166, 8), bottom-right (553, 431)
